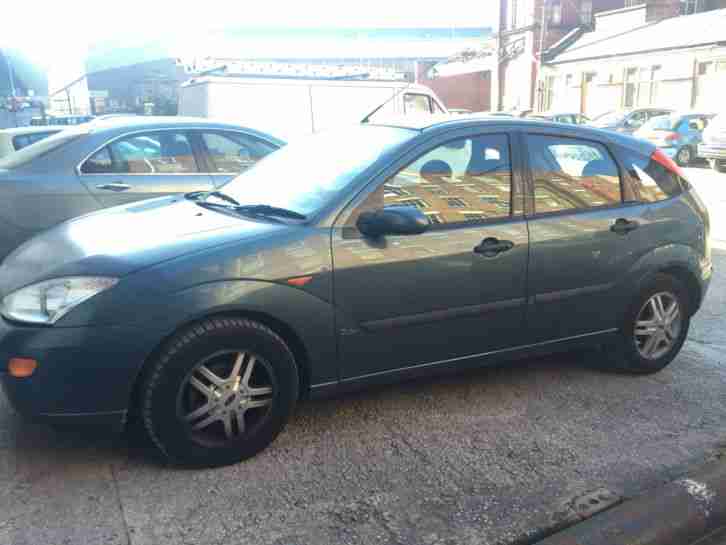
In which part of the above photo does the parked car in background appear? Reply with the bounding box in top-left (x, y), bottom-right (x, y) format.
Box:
top-left (0, 117), bottom-right (710, 467)
top-left (0, 126), bottom-right (63, 158)
top-left (635, 112), bottom-right (715, 166)
top-left (178, 75), bottom-right (447, 140)
top-left (30, 114), bottom-right (96, 126)
top-left (698, 113), bottom-right (726, 172)
top-left (0, 116), bottom-right (283, 260)
top-left (526, 112), bottom-right (590, 125)
top-left (591, 108), bottom-right (673, 134)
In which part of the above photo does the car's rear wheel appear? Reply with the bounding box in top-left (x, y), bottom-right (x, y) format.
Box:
top-left (676, 146), bottom-right (692, 166)
top-left (140, 317), bottom-right (299, 467)
top-left (603, 274), bottom-right (690, 374)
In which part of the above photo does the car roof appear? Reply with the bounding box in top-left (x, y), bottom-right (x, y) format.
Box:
top-left (0, 126), bottom-right (64, 136)
top-left (80, 116), bottom-right (286, 144)
top-left (370, 115), bottom-right (655, 152)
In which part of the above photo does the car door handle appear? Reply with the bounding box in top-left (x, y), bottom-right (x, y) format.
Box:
top-left (474, 237), bottom-right (514, 256)
top-left (96, 182), bottom-right (132, 192)
top-left (610, 218), bottom-right (639, 235)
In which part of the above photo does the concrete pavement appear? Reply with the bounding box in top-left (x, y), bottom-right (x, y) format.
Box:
top-left (1, 167), bottom-right (726, 545)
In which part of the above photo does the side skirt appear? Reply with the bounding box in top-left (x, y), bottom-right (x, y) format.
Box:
top-left (308, 329), bottom-right (618, 399)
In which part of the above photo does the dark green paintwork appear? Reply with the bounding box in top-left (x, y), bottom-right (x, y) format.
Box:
top-left (0, 119), bottom-right (712, 428)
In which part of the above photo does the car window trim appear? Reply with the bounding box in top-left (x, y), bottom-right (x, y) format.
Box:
top-left (334, 129), bottom-right (521, 234)
top-left (195, 129), bottom-right (274, 175)
top-left (388, 132), bottom-right (516, 228)
top-left (521, 131), bottom-right (628, 218)
top-left (76, 127), bottom-right (279, 176)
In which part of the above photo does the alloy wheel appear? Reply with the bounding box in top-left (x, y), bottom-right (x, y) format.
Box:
top-left (179, 350), bottom-right (275, 445)
top-left (634, 292), bottom-right (682, 360)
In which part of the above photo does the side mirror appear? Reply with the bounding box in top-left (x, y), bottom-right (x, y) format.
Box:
top-left (357, 206), bottom-right (430, 237)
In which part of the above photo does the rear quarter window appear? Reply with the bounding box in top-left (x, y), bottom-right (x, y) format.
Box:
top-left (615, 146), bottom-right (682, 203)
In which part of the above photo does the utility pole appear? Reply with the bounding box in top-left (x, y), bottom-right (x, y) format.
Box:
top-left (537, 0), bottom-right (549, 112)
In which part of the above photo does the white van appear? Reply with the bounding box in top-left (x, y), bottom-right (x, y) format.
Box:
top-left (178, 76), bottom-right (448, 141)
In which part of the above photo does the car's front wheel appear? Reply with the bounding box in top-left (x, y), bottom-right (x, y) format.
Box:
top-left (604, 274), bottom-right (690, 374)
top-left (140, 317), bottom-right (299, 467)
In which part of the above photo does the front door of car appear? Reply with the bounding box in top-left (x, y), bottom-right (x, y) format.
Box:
top-left (77, 130), bottom-right (213, 206)
top-left (524, 132), bottom-right (639, 342)
top-left (331, 132), bottom-right (529, 380)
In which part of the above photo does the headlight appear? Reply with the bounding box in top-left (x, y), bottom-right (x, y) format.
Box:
top-left (1, 277), bottom-right (117, 325)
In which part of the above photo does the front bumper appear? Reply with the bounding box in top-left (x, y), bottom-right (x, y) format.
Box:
top-left (698, 144), bottom-right (726, 161)
top-left (0, 319), bottom-right (161, 430)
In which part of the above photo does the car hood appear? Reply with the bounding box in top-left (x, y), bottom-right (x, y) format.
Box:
top-left (0, 196), bottom-right (286, 296)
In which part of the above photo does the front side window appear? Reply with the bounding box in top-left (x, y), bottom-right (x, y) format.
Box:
top-left (527, 135), bottom-right (622, 214)
top-left (200, 132), bottom-right (276, 174)
top-left (81, 131), bottom-right (198, 174)
top-left (404, 94), bottom-right (432, 115)
top-left (352, 134), bottom-right (513, 228)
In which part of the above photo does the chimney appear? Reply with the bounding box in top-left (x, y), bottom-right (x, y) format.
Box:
top-left (646, 0), bottom-right (681, 22)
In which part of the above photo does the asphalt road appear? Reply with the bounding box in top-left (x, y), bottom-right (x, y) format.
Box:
top-left (2, 167), bottom-right (726, 545)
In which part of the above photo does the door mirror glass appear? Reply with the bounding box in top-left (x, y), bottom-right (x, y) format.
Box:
top-left (356, 206), bottom-right (430, 237)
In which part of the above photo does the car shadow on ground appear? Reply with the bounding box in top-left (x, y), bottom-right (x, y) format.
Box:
top-left (0, 348), bottom-right (611, 469)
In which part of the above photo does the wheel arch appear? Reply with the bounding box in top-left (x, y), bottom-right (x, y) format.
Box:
top-left (127, 309), bottom-right (315, 424)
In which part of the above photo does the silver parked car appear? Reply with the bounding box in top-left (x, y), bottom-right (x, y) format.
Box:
top-left (0, 117), bottom-right (284, 260)
top-left (0, 126), bottom-right (63, 158)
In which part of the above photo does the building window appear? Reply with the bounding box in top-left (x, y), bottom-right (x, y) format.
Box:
top-left (681, 0), bottom-right (702, 14)
top-left (550, 0), bottom-right (562, 25)
top-left (383, 185), bottom-right (410, 197)
top-left (396, 198), bottom-right (430, 209)
top-left (445, 197), bottom-right (468, 208)
top-left (543, 75), bottom-right (556, 111)
top-left (624, 68), bottom-right (638, 107)
top-left (425, 212), bottom-right (443, 224)
top-left (580, 0), bottom-right (593, 24)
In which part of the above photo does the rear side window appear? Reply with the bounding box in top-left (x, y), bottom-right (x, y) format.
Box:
top-left (526, 135), bottom-right (622, 214)
top-left (81, 131), bottom-right (199, 174)
top-left (200, 132), bottom-right (277, 174)
top-left (615, 147), bottom-right (682, 203)
top-left (12, 132), bottom-right (56, 151)
top-left (404, 94), bottom-right (433, 114)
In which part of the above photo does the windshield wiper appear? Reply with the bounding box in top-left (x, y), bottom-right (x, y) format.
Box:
top-left (235, 204), bottom-right (307, 220)
top-left (185, 190), bottom-right (241, 206)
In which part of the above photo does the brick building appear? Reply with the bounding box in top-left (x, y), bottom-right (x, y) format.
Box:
top-left (541, 0), bottom-right (726, 117)
top-left (497, 0), bottom-right (625, 112)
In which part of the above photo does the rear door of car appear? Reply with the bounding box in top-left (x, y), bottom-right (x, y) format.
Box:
top-left (192, 130), bottom-right (280, 188)
top-left (77, 129), bottom-right (213, 206)
top-left (523, 129), bottom-right (647, 343)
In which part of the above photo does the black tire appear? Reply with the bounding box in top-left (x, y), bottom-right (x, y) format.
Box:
top-left (675, 146), bottom-right (692, 167)
top-left (603, 274), bottom-right (690, 374)
top-left (711, 159), bottom-right (726, 173)
top-left (140, 317), bottom-right (299, 468)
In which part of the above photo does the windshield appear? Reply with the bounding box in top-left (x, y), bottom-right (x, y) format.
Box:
top-left (217, 125), bottom-right (415, 217)
top-left (0, 128), bottom-right (86, 170)
top-left (642, 115), bottom-right (676, 131)
top-left (592, 111), bottom-right (627, 126)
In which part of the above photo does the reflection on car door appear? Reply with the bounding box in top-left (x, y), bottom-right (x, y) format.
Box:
top-left (195, 131), bottom-right (279, 188)
top-left (77, 130), bottom-right (213, 206)
top-left (524, 132), bottom-right (640, 342)
top-left (332, 132), bottom-right (529, 380)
